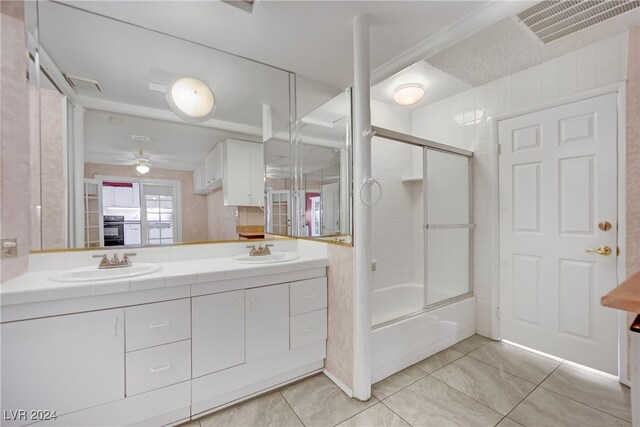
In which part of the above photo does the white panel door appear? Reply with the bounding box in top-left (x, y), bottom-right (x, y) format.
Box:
top-left (246, 283), bottom-right (289, 362)
top-left (1, 309), bottom-right (125, 424)
top-left (192, 290), bottom-right (245, 378)
top-left (499, 93), bottom-right (618, 374)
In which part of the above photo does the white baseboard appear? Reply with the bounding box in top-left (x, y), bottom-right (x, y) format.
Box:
top-left (323, 368), bottom-right (354, 397)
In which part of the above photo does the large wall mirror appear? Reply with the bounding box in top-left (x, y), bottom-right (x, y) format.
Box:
top-left (30, 0), bottom-right (293, 251)
top-left (265, 89), bottom-right (352, 244)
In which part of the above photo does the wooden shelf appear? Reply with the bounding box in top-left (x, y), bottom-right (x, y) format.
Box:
top-left (601, 271), bottom-right (640, 314)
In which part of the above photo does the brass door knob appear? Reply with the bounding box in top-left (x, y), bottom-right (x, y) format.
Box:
top-left (585, 246), bottom-right (612, 256)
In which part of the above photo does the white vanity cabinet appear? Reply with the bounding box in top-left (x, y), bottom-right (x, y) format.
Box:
top-left (0, 309), bottom-right (125, 425)
top-left (1, 264), bottom-right (328, 426)
top-left (222, 138), bottom-right (264, 207)
top-left (192, 290), bottom-right (246, 377)
top-left (246, 283), bottom-right (290, 361)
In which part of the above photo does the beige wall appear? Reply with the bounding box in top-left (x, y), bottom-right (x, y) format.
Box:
top-left (626, 27), bottom-right (640, 279)
top-left (325, 244), bottom-right (355, 390)
top-left (206, 188), bottom-right (238, 241)
top-left (1, 1), bottom-right (30, 282)
top-left (205, 188), bottom-right (264, 241)
top-left (626, 27), bottom-right (640, 380)
top-left (85, 163), bottom-right (208, 243)
top-left (30, 86), bottom-right (65, 251)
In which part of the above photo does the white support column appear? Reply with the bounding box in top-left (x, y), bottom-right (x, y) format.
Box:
top-left (352, 14), bottom-right (372, 401)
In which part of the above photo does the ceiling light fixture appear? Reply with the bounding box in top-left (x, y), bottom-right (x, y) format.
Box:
top-left (166, 77), bottom-right (215, 123)
top-left (134, 149), bottom-right (151, 175)
top-left (393, 84), bottom-right (425, 106)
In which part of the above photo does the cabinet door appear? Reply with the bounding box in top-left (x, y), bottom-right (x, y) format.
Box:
top-left (246, 283), bottom-right (289, 362)
top-left (192, 290), bottom-right (245, 377)
top-left (223, 140), bottom-right (252, 206)
top-left (114, 186), bottom-right (133, 207)
top-left (250, 142), bottom-right (264, 207)
top-left (193, 164), bottom-right (204, 194)
top-left (1, 309), bottom-right (125, 423)
top-left (102, 185), bottom-right (114, 207)
top-left (204, 144), bottom-right (223, 186)
top-left (124, 223), bottom-right (141, 245)
top-left (132, 183), bottom-right (141, 207)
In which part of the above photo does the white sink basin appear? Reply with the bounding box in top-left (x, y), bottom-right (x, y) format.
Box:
top-left (50, 263), bottom-right (163, 283)
top-left (233, 252), bottom-right (299, 264)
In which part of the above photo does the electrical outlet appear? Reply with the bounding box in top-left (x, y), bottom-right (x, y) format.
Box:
top-left (1, 238), bottom-right (18, 258)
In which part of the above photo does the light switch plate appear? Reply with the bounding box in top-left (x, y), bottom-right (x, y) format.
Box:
top-left (1, 238), bottom-right (18, 258)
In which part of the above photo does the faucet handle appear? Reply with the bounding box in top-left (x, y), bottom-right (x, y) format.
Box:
top-left (110, 253), bottom-right (119, 264)
top-left (122, 252), bottom-right (136, 265)
top-left (92, 254), bottom-right (107, 259)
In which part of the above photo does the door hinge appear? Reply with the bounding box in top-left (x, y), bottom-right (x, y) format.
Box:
top-left (496, 306), bottom-right (500, 320)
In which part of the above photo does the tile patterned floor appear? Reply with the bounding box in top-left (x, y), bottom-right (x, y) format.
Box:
top-left (187, 335), bottom-right (632, 427)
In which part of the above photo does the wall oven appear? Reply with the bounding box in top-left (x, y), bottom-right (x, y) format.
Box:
top-left (103, 215), bottom-right (125, 246)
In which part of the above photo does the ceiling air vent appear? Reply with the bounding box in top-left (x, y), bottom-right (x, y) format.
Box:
top-left (64, 74), bottom-right (103, 93)
top-left (518, 0), bottom-right (640, 44)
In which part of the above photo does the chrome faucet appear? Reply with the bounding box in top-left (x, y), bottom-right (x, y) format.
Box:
top-left (246, 243), bottom-right (274, 256)
top-left (92, 252), bottom-right (137, 269)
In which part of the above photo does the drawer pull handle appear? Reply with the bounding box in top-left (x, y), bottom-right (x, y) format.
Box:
top-left (149, 321), bottom-right (170, 329)
top-left (303, 294), bottom-right (317, 299)
top-left (150, 363), bottom-right (171, 373)
top-left (304, 326), bottom-right (316, 332)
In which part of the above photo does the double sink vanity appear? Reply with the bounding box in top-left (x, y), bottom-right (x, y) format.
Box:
top-left (1, 240), bottom-right (329, 426)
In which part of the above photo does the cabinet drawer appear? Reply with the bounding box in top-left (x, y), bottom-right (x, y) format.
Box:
top-left (290, 309), bottom-right (327, 349)
top-left (290, 277), bottom-right (327, 316)
top-left (126, 340), bottom-right (191, 396)
top-left (126, 299), bottom-right (190, 352)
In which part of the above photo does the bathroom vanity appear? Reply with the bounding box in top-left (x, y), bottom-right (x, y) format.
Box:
top-left (0, 241), bottom-right (328, 426)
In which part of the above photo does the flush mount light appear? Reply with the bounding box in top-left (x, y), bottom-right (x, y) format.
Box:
top-left (166, 77), bottom-right (215, 123)
top-left (393, 84), bottom-right (425, 106)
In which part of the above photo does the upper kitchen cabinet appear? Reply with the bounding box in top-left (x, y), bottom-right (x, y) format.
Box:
top-left (193, 144), bottom-right (223, 195)
top-left (223, 139), bottom-right (264, 207)
top-left (102, 184), bottom-right (140, 208)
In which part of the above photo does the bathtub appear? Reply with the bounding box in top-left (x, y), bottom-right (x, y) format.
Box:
top-left (371, 284), bottom-right (475, 383)
top-left (371, 283), bottom-right (425, 327)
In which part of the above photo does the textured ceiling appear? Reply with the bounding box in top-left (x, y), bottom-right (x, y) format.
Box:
top-left (426, 8), bottom-right (640, 86)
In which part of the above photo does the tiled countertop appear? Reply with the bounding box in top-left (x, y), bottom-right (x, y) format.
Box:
top-left (0, 253), bottom-right (328, 307)
top-left (601, 271), bottom-right (640, 313)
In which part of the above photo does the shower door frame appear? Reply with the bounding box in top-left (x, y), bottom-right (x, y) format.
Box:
top-left (370, 126), bottom-right (475, 329)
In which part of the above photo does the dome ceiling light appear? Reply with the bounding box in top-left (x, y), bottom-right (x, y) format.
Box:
top-left (134, 149), bottom-right (151, 175)
top-left (166, 77), bottom-right (215, 123)
top-left (393, 83), bottom-right (425, 106)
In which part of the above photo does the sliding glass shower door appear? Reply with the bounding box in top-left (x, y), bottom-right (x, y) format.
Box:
top-left (370, 127), bottom-right (473, 328)
top-left (424, 149), bottom-right (473, 307)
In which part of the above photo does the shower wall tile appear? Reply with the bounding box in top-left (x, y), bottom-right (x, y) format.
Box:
top-left (411, 32), bottom-right (630, 339)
